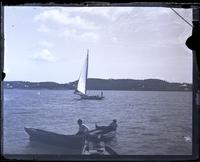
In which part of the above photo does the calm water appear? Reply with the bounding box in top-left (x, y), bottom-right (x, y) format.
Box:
top-left (3, 89), bottom-right (192, 155)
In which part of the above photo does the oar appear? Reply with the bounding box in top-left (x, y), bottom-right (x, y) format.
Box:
top-left (88, 129), bottom-right (98, 133)
top-left (105, 145), bottom-right (118, 155)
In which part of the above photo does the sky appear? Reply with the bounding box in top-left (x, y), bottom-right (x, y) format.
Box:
top-left (4, 7), bottom-right (193, 83)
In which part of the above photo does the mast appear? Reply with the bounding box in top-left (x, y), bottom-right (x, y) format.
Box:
top-left (85, 49), bottom-right (89, 95)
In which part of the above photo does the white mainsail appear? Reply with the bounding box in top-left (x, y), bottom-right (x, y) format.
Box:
top-left (77, 50), bottom-right (89, 95)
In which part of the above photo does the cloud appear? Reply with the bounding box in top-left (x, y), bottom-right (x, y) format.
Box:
top-left (60, 7), bottom-right (133, 21)
top-left (34, 7), bottom-right (134, 34)
top-left (34, 9), bottom-right (98, 30)
top-left (79, 32), bottom-right (100, 42)
top-left (33, 7), bottom-right (134, 43)
top-left (34, 9), bottom-right (67, 23)
top-left (30, 49), bottom-right (56, 62)
top-left (33, 7), bottom-right (192, 48)
top-left (63, 29), bottom-right (100, 43)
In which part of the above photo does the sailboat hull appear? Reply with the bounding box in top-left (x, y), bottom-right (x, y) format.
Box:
top-left (80, 95), bottom-right (104, 100)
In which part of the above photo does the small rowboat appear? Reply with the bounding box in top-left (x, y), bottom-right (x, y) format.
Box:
top-left (24, 127), bottom-right (85, 153)
top-left (88, 129), bottom-right (116, 142)
top-left (24, 127), bottom-right (117, 155)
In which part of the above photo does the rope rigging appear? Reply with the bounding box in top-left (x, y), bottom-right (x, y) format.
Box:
top-left (170, 8), bottom-right (193, 28)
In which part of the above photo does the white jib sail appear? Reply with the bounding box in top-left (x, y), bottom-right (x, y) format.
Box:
top-left (77, 52), bottom-right (89, 95)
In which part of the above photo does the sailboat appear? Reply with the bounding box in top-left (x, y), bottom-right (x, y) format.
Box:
top-left (74, 49), bottom-right (104, 100)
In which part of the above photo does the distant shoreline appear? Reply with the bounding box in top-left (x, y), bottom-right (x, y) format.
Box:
top-left (3, 89), bottom-right (192, 92)
top-left (3, 79), bottom-right (192, 91)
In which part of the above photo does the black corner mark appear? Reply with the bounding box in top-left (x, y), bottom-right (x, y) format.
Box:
top-left (186, 21), bottom-right (200, 75)
top-left (2, 72), bottom-right (6, 81)
top-left (186, 21), bottom-right (200, 51)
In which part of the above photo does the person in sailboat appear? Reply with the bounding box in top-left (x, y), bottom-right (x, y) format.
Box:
top-left (76, 119), bottom-right (90, 136)
top-left (95, 119), bottom-right (117, 134)
top-left (101, 91), bottom-right (103, 97)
